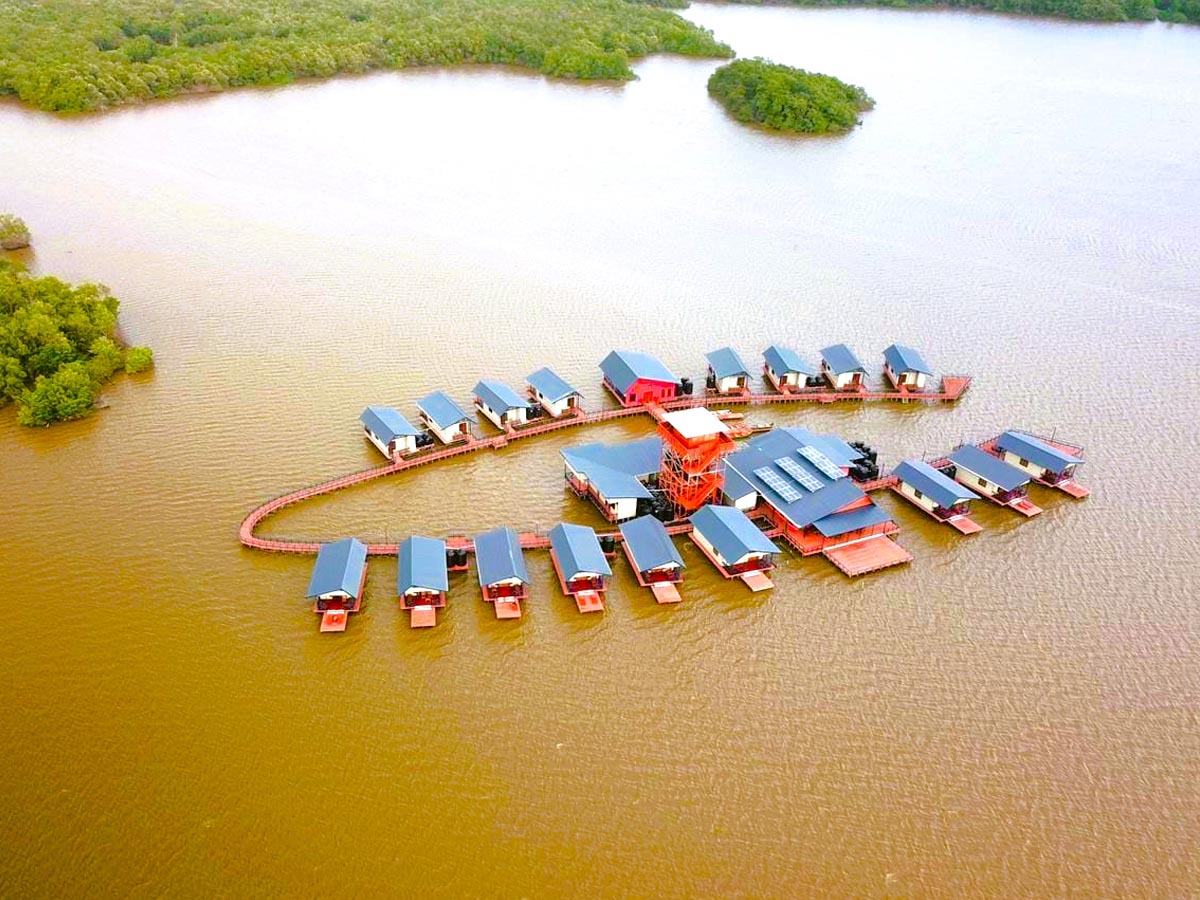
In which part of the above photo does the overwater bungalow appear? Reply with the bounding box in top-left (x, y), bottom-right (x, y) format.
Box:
top-left (619, 515), bottom-right (686, 604)
top-left (688, 504), bottom-right (779, 591)
top-left (882, 344), bottom-right (933, 391)
top-left (307, 537), bottom-right (368, 632)
top-left (762, 345), bottom-right (817, 393)
top-left (360, 406), bottom-right (421, 459)
top-left (891, 459), bottom-right (982, 534)
top-left (417, 391), bottom-right (474, 444)
top-left (946, 445), bottom-right (1042, 516)
top-left (526, 367), bottom-right (583, 418)
top-left (561, 436), bottom-right (661, 522)
top-left (992, 430), bottom-right (1089, 498)
top-left (705, 347), bottom-right (753, 395)
top-left (599, 350), bottom-right (681, 407)
top-left (820, 344), bottom-right (867, 390)
top-left (474, 527), bottom-right (529, 619)
top-left (547, 522), bottom-right (612, 613)
top-left (473, 380), bottom-right (533, 430)
top-left (397, 535), bottom-right (449, 628)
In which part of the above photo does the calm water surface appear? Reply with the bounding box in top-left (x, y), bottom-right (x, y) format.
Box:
top-left (2, 6), bottom-right (1199, 898)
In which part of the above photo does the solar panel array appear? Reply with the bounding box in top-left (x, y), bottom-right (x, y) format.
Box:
top-left (753, 466), bottom-right (802, 503)
top-left (774, 456), bottom-right (822, 492)
top-left (798, 446), bottom-right (844, 480)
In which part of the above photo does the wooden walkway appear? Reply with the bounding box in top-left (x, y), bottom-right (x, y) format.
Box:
top-left (239, 379), bottom-right (972, 557)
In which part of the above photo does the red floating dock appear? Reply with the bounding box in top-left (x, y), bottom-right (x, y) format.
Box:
top-left (319, 609), bottom-right (348, 632)
top-left (409, 605), bottom-right (437, 628)
top-left (740, 571), bottom-right (774, 592)
top-left (948, 516), bottom-right (983, 535)
top-left (494, 599), bottom-right (522, 619)
top-left (574, 590), bottom-right (604, 613)
top-left (1009, 497), bottom-right (1042, 517)
top-left (650, 582), bottom-right (682, 604)
top-left (823, 536), bottom-right (913, 577)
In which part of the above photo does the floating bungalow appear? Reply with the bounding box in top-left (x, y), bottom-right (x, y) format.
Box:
top-left (417, 391), bottom-right (474, 444)
top-left (397, 535), bottom-right (449, 628)
top-left (763, 345), bottom-right (817, 393)
top-left (473, 380), bottom-right (533, 430)
top-left (474, 527), bottom-right (529, 619)
top-left (891, 459), bottom-right (981, 535)
top-left (946, 445), bottom-right (1042, 517)
top-left (307, 537), bottom-right (368, 632)
top-left (705, 347), bottom-right (753, 395)
top-left (883, 344), bottom-right (932, 391)
top-left (619, 515), bottom-right (686, 604)
top-left (992, 430), bottom-right (1089, 498)
top-left (688, 504), bottom-right (780, 591)
top-left (547, 522), bottom-right (612, 613)
top-left (561, 436), bottom-right (661, 522)
top-left (600, 350), bottom-right (681, 407)
top-left (360, 406), bottom-right (422, 459)
top-left (820, 344), bottom-right (867, 390)
top-left (722, 428), bottom-right (911, 576)
top-left (527, 367), bottom-right (583, 418)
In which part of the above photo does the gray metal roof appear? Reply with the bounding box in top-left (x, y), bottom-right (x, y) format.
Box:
top-left (949, 445), bottom-right (1030, 492)
top-left (474, 527), bottom-right (529, 586)
top-left (689, 504), bottom-right (778, 563)
top-left (619, 516), bottom-right (685, 572)
top-left (705, 347), bottom-right (752, 380)
top-left (397, 535), bottom-right (448, 594)
top-left (360, 406), bottom-right (421, 443)
top-left (417, 391), bottom-right (473, 429)
top-left (763, 345), bottom-right (816, 376)
top-left (599, 350), bottom-right (678, 394)
top-left (995, 431), bottom-right (1082, 475)
top-left (892, 460), bottom-right (976, 509)
top-left (526, 367), bottom-right (580, 403)
top-left (548, 523), bottom-right (612, 580)
top-left (883, 343), bottom-right (932, 375)
top-left (306, 537), bottom-right (368, 598)
top-left (561, 436), bottom-right (661, 501)
top-left (812, 504), bottom-right (893, 538)
top-left (473, 380), bottom-right (531, 413)
top-left (820, 344), bottom-right (866, 375)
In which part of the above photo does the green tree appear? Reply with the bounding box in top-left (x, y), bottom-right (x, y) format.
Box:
top-left (708, 58), bottom-right (874, 134)
top-left (124, 346), bottom-right (154, 374)
top-left (17, 362), bottom-right (97, 426)
top-left (0, 213), bottom-right (30, 250)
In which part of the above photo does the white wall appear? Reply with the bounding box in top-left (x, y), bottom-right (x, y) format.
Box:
top-left (886, 365), bottom-right (927, 389)
top-left (534, 390), bottom-right (576, 418)
top-left (898, 479), bottom-right (939, 512)
top-left (1001, 450), bottom-right (1058, 479)
top-left (421, 411), bottom-right (468, 444)
top-left (478, 399), bottom-right (528, 427)
top-left (714, 375), bottom-right (745, 394)
top-left (364, 428), bottom-right (391, 459)
top-left (954, 467), bottom-right (1001, 497)
top-left (822, 364), bottom-right (861, 389)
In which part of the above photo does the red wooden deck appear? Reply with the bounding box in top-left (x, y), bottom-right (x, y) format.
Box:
top-left (409, 605), bottom-right (437, 628)
top-left (549, 549), bottom-right (607, 613)
top-left (319, 609), bottom-right (348, 632)
top-left (823, 536), bottom-right (913, 576)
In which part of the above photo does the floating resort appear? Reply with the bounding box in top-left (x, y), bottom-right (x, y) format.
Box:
top-left (239, 344), bottom-right (1089, 632)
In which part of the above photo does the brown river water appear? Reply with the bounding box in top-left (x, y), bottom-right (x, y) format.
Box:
top-left (2, 5), bottom-right (1199, 898)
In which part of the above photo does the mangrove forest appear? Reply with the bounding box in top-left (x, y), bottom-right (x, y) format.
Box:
top-left (0, 261), bottom-right (153, 426)
top-left (707, 58), bottom-right (874, 134)
top-left (722, 0), bottom-right (1194, 23)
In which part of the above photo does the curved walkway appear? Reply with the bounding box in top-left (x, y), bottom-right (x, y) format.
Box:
top-left (239, 378), bottom-right (971, 557)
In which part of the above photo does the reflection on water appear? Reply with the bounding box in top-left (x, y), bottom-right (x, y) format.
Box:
top-left (1, 5), bottom-right (1199, 898)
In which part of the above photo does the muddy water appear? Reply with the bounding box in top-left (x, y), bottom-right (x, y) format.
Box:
top-left (2, 5), bottom-right (1198, 898)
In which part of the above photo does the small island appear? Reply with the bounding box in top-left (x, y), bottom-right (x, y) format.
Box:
top-left (707, 58), bottom-right (874, 134)
top-left (0, 214), bottom-right (31, 250)
top-left (0, 260), bottom-right (153, 426)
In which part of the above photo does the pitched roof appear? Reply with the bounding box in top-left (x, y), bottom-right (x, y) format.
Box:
top-left (474, 527), bottom-right (529, 586)
top-left (995, 431), bottom-right (1082, 475)
top-left (721, 465), bottom-right (756, 502)
top-left (417, 391), bottom-right (473, 429)
top-left (763, 345), bottom-right (816, 376)
top-left (306, 537), bottom-right (368, 598)
top-left (812, 503), bottom-right (894, 537)
top-left (619, 516), bottom-right (685, 571)
top-left (689, 505), bottom-right (778, 563)
top-left (473, 380), bottom-right (531, 413)
top-left (548, 523), bottom-right (612, 580)
top-left (526, 367), bottom-right (580, 403)
top-left (883, 343), bottom-right (932, 375)
top-left (360, 406), bottom-right (420, 443)
top-left (820, 344), bottom-right (866, 375)
top-left (569, 460), bottom-right (652, 500)
top-left (780, 427), bottom-right (862, 468)
top-left (599, 350), bottom-right (678, 394)
top-left (705, 347), bottom-right (752, 379)
top-left (893, 460), bottom-right (977, 508)
top-left (397, 535), bottom-right (448, 594)
top-left (723, 429), bottom-right (871, 529)
top-left (949, 445), bottom-right (1030, 492)
top-left (562, 436), bottom-right (661, 479)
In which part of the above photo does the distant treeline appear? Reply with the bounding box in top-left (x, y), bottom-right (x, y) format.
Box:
top-left (717, 0), bottom-right (1196, 24)
top-left (0, 0), bottom-right (732, 112)
top-left (708, 58), bottom-right (874, 133)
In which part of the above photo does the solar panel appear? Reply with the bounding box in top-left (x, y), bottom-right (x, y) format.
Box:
top-left (798, 446), bottom-right (844, 480)
top-left (774, 456), bottom-right (822, 492)
top-left (753, 466), bottom-right (802, 503)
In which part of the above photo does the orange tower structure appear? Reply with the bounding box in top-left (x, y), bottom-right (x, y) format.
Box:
top-left (657, 408), bottom-right (737, 517)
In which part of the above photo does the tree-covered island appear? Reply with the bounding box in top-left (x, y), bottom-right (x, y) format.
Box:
top-left (0, 215), bottom-right (31, 250)
top-left (707, 58), bottom-right (873, 134)
top-left (0, 261), bottom-right (153, 426)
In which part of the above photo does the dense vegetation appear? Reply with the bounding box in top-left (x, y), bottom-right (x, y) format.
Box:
top-left (721, 0), bottom-right (1197, 24)
top-left (708, 58), bottom-right (873, 133)
top-left (0, 214), bottom-right (30, 250)
top-left (0, 0), bottom-right (731, 112)
top-left (0, 261), bottom-right (153, 426)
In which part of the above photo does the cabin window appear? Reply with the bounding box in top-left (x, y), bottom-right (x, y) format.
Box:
top-left (977, 477), bottom-right (988, 488)
top-left (913, 489), bottom-right (923, 501)
top-left (1018, 457), bottom-right (1029, 467)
